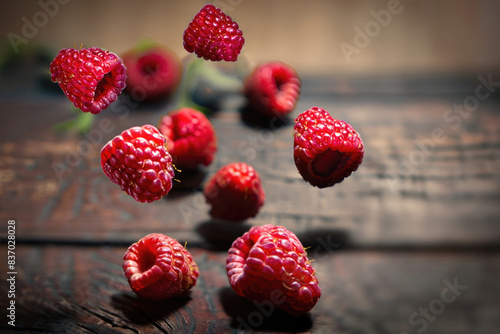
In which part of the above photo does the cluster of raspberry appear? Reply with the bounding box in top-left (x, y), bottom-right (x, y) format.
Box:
top-left (49, 4), bottom-right (364, 318)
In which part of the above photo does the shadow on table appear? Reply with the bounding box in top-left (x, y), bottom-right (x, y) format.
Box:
top-left (195, 219), bottom-right (253, 251)
top-left (168, 167), bottom-right (208, 194)
top-left (297, 228), bottom-right (352, 254)
top-left (115, 92), bottom-right (173, 112)
top-left (110, 291), bottom-right (190, 325)
top-left (239, 105), bottom-right (293, 130)
top-left (219, 286), bottom-right (313, 332)
top-left (196, 220), bottom-right (352, 253)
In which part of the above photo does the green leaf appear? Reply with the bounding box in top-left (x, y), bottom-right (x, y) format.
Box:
top-left (54, 108), bottom-right (94, 134)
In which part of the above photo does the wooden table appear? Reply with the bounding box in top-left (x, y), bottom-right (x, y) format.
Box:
top-left (1, 68), bottom-right (500, 333)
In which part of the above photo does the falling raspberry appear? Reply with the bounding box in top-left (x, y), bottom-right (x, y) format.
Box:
top-left (100, 125), bottom-right (175, 203)
top-left (50, 47), bottom-right (127, 114)
top-left (204, 162), bottom-right (265, 221)
top-left (158, 108), bottom-right (217, 170)
top-left (244, 61), bottom-right (301, 118)
top-left (183, 4), bottom-right (245, 62)
top-left (293, 107), bottom-right (364, 188)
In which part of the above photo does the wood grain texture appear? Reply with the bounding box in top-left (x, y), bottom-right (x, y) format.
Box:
top-left (1, 74), bottom-right (499, 333)
top-left (1, 80), bottom-right (500, 249)
top-left (0, 245), bottom-right (499, 333)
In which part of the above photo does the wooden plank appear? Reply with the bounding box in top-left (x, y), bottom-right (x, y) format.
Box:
top-left (0, 245), bottom-right (499, 333)
top-left (1, 90), bottom-right (500, 247)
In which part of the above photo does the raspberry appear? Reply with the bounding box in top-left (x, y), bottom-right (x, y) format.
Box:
top-left (122, 43), bottom-right (182, 102)
top-left (293, 107), bottom-right (364, 188)
top-left (226, 225), bottom-right (321, 316)
top-left (100, 125), bottom-right (175, 203)
top-left (244, 61), bottom-right (301, 118)
top-left (50, 47), bottom-right (127, 114)
top-left (203, 162), bottom-right (265, 221)
top-left (123, 233), bottom-right (199, 300)
top-left (158, 108), bottom-right (217, 170)
top-left (183, 4), bottom-right (244, 62)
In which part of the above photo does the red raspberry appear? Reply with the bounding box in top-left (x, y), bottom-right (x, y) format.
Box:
top-left (122, 44), bottom-right (182, 102)
top-left (203, 162), bottom-right (265, 221)
top-left (293, 107), bottom-right (364, 188)
top-left (158, 108), bottom-right (217, 170)
top-left (123, 233), bottom-right (199, 300)
top-left (226, 224), bottom-right (321, 316)
top-left (183, 4), bottom-right (245, 62)
top-left (50, 47), bottom-right (127, 114)
top-left (244, 61), bottom-right (301, 118)
top-left (100, 125), bottom-right (175, 203)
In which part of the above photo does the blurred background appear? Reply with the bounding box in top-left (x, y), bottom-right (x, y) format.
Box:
top-left (1, 1), bottom-right (500, 333)
top-left (1, 0), bottom-right (499, 77)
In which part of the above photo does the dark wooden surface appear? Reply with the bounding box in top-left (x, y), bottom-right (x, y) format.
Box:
top-left (1, 70), bottom-right (500, 333)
